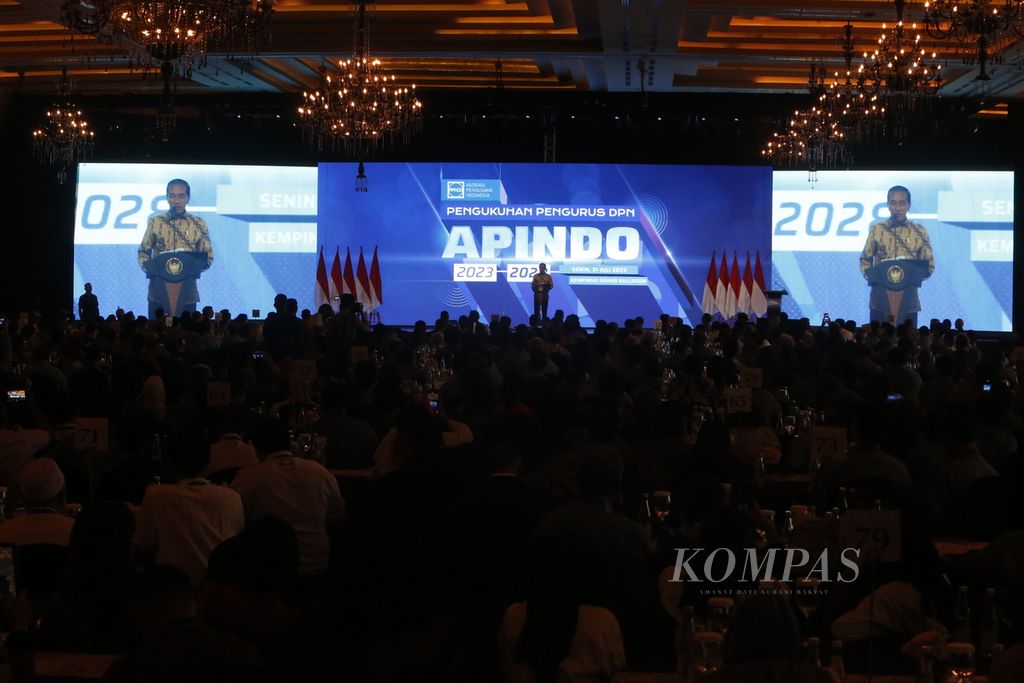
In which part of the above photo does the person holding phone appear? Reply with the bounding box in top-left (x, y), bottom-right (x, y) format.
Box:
top-left (137, 179), bottom-right (214, 319)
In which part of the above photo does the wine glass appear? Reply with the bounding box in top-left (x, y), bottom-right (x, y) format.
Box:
top-left (947, 642), bottom-right (975, 681)
top-left (651, 491), bottom-right (672, 522)
top-left (794, 577), bottom-right (821, 620)
top-left (782, 415), bottom-right (797, 435)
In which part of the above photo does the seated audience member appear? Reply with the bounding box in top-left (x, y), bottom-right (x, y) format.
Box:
top-left (202, 413), bottom-right (258, 481)
top-left (231, 417), bottom-right (345, 577)
top-left (30, 501), bottom-right (142, 652)
top-left (371, 398), bottom-right (472, 478)
top-left (306, 382), bottom-right (378, 469)
top-left (703, 595), bottom-right (832, 683)
top-left (497, 539), bottom-right (625, 683)
top-left (135, 429), bottom-right (245, 587)
top-left (0, 405), bottom-right (50, 484)
top-left (103, 565), bottom-right (272, 683)
top-left (0, 457), bottom-right (74, 546)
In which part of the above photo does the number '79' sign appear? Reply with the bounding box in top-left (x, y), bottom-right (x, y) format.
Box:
top-left (840, 510), bottom-right (901, 562)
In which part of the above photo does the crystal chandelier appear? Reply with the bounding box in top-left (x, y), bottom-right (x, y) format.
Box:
top-left (297, 0), bottom-right (422, 159)
top-left (32, 68), bottom-right (95, 184)
top-left (859, 0), bottom-right (943, 120)
top-left (763, 65), bottom-right (852, 181)
top-left (924, 0), bottom-right (1024, 81)
top-left (762, 104), bottom-right (849, 182)
top-left (820, 23), bottom-right (887, 145)
top-left (61, 0), bottom-right (273, 74)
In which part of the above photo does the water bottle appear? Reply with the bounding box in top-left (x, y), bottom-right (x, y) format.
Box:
top-left (754, 455), bottom-right (766, 492)
top-left (675, 605), bottom-right (696, 677)
top-left (952, 585), bottom-right (971, 643)
top-left (781, 510), bottom-right (795, 546)
top-left (914, 645), bottom-right (934, 683)
top-left (806, 637), bottom-right (821, 669)
top-left (978, 587), bottom-right (999, 672)
top-left (828, 640), bottom-right (846, 682)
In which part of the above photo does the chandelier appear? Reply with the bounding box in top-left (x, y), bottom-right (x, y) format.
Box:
top-left (32, 68), bottom-right (95, 184)
top-left (819, 23), bottom-right (887, 145)
top-left (859, 0), bottom-right (943, 120)
top-left (297, 0), bottom-right (422, 159)
top-left (762, 104), bottom-right (849, 182)
top-left (924, 0), bottom-right (1024, 80)
top-left (61, 0), bottom-right (273, 74)
top-left (763, 65), bottom-right (851, 181)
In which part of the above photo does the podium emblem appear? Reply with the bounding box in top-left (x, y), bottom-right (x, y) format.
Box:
top-left (886, 264), bottom-right (905, 285)
top-left (165, 257), bottom-right (184, 276)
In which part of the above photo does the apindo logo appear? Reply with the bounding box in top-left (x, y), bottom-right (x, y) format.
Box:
top-left (670, 547), bottom-right (861, 584)
top-left (446, 181), bottom-right (465, 200)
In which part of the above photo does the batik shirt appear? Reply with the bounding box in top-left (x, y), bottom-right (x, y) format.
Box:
top-left (137, 212), bottom-right (214, 270)
top-left (859, 218), bottom-right (934, 312)
top-left (137, 212), bottom-right (214, 304)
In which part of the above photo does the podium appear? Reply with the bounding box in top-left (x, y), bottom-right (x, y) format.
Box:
top-left (144, 251), bottom-right (207, 317)
top-left (865, 259), bottom-right (929, 324)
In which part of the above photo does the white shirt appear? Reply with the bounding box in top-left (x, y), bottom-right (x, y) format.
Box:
top-left (231, 453), bottom-right (345, 576)
top-left (0, 428), bottom-right (50, 483)
top-left (371, 419), bottom-right (474, 478)
top-left (203, 434), bottom-right (258, 477)
top-left (497, 602), bottom-right (625, 683)
top-left (135, 478), bottom-right (245, 587)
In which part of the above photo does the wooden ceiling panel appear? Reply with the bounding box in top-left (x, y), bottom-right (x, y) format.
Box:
top-left (0, 0), bottom-right (1020, 97)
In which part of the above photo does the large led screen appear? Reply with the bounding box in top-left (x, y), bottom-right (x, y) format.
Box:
top-left (319, 163), bottom-right (772, 326)
top-left (73, 163), bottom-right (318, 317)
top-left (772, 170), bottom-right (1014, 331)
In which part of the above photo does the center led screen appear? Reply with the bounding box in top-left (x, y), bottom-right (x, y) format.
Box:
top-left (319, 163), bottom-right (772, 326)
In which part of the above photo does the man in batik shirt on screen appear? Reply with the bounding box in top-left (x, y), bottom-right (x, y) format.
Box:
top-left (859, 185), bottom-right (934, 326)
top-left (137, 178), bottom-right (214, 318)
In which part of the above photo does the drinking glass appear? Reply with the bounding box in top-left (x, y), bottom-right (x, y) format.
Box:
top-left (693, 632), bottom-right (723, 675)
top-left (795, 577), bottom-right (821, 619)
top-left (782, 415), bottom-right (797, 435)
top-left (651, 491), bottom-right (672, 522)
top-left (706, 597), bottom-right (733, 634)
top-left (947, 642), bottom-right (975, 681)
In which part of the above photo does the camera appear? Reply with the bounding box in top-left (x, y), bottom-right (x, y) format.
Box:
top-left (982, 382), bottom-right (993, 392)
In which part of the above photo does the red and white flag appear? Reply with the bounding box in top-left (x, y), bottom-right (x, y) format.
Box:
top-left (315, 246), bottom-right (330, 309)
top-left (700, 251), bottom-right (717, 317)
top-left (726, 251), bottom-right (741, 320)
top-left (368, 246), bottom-right (383, 311)
top-left (329, 246), bottom-right (344, 308)
top-left (751, 250), bottom-right (768, 317)
top-left (739, 252), bottom-right (753, 316)
top-left (343, 247), bottom-right (357, 302)
top-left (356, 248), bottom-right (372, 309)
top-left (715, 251), bottom-right (730, 320)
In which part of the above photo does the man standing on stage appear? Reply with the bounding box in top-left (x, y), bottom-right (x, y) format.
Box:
top-left (531, 262), bottom-right (554, 322)
top-left (78, 282), bottom-right (99, 321)
top-left (859, 185), bottom-right (934, 326)
top-left (137, 179), bottom-right (214, 318)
